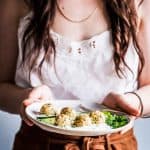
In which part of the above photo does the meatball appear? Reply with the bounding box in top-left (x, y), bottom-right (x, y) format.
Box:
top-left (90, 110), bottom-right (105, 124)
top-left (40, 103), bottom-right (56, 116)
top-left (73, 114), bottom-right (91, 127)
top-left (55, 114), bottom-right (71, 127)
top-left (60, 107), bottom-right (76, 120)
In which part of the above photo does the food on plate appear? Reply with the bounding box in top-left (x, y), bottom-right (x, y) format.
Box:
top-left (90, 110), bottom-right (105, 124)
top-left (37, 103), bottom-right (129, 129)
top-left (73, 113), bottom-right (91, 127)
top-left (40, 103), bottom-right (56, 116)
top-left (37, 116), bottom-right (56, 125)
top-left (55, 114), bottom-right (72, 127)
top-left (60, 107), bottom-right (76, 120)
top-left (103, 111), bottom-right (129, 129)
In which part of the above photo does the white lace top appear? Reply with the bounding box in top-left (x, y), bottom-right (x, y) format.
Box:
top-left (15, 14), bottom-right (139, 103)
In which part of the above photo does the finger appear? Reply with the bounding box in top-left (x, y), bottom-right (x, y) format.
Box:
top-left (23, 117), bottom-right (34, 126)
top-left (21, 99), bottom-right (35, 126)
top-left (117, 100), bottom-right (139, 116)
top-left (20, 105), bottom-right (34, 126)
top-left (116, 96), bottom-right (139, 116)
top-left (23, 99), bottom-right (33, 106)
top-left (103, 93), bottom-right (139, 116)
top-left (23, 98), bottom-right (39, 106)
top-left (102, 99), bottom-right (117, 110)
top-left (111, 93), bottom-right (140, 116)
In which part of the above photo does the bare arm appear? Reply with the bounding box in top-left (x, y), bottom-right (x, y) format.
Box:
top-left (0, 0), bottom-right (30, 114)
top-left (103, 0), bottom-right (150, 117)
top-left (133, 0), bottom-right (150, 116)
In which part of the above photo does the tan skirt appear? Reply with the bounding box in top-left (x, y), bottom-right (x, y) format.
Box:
top-left (13, 121), bottom-right (137, 150)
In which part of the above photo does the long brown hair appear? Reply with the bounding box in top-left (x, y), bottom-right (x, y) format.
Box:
top-left (23, 0), bottom-right (144, 78)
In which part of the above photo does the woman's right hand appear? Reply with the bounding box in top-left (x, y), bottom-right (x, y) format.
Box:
top-left (20, 85), bottom-right (54, 126)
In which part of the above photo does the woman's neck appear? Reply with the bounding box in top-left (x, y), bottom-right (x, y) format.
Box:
top-left (57, 0), bottom-right (98, 8)
top-left (56, 0), bottom-right (100, 22)
top-left (52, 0), bottom-right (109, 41)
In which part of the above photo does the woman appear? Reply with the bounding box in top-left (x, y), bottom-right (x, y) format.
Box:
top-left (0, 0), bottom-right (150, 149)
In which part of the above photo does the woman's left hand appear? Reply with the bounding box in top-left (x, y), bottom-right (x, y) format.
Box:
top-left (102, 92), bottom-right (141, 116)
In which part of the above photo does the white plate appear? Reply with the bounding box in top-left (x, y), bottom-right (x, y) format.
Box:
top-left (25, 100), bottom-right (134, 136)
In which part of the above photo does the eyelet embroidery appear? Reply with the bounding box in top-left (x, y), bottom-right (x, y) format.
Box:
top-left (90, 41), bottom-right (96, 48)
top-left (68, 47), bottom-right (72, 53)
top-left (51, 31), bottom-right (97, 54)
top-left (77, 48), bottom-right (82, 54)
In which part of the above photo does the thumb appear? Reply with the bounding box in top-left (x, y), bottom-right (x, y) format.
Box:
top-left (23, 98), bottom-right (35, 107)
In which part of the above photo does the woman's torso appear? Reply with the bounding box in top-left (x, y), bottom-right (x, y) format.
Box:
top-left (15, 3), bottom-right (139, 103)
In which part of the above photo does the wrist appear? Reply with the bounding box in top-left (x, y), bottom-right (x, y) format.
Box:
top-left (125, 92), bottom-right (143, 117)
